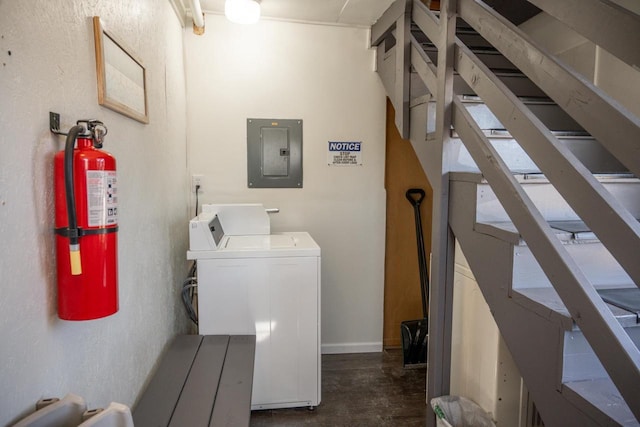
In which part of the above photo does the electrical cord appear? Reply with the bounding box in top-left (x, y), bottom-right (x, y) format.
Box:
top-left (195, 184), bottom-right (200, 217)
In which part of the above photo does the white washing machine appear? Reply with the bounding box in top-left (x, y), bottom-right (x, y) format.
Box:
top-left (187, 204), bottom-right (321, 410)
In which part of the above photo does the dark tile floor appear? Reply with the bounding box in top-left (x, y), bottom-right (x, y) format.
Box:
top-left (250, 349), bottom-right (428, 426)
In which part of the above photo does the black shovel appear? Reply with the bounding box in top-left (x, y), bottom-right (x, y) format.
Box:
top-left (400, 188), bottom-right (429, 366)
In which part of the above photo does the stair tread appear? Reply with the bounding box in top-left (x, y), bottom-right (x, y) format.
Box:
top-left (598, 288), bottom-right (640, 317)
top-left (449, 171), bottom-right (638, 184)
top-left (514, 287), bottom-right (639, 329)
top-left (475, 219), bottom-right (640, 246)
top-left (418, 93), bottom-right (558, 105)
top-left (475, 221), bottom-right (572, 245)
top-left (418, 42), bottom-right (500, 54)
top-left (416, 95), bottom-right (594, 112)
top-left (475, 220), bottom-right (597, 245)
top-left (449, 128), bottom-right (593, 140)
top-left (563, 378), bottom-right (639, 426)
top-left (460, 94), bottom-right (553, 104)
top-left (547, 220), bottom-right (591, 234)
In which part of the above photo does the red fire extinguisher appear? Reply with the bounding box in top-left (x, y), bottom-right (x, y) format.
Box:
top-left (54, 120), bottom-right (118, 320)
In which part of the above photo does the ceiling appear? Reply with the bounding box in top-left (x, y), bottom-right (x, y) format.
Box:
top-left (191, 0), bottom-right (397, 27)
top-left (177, 0), bottom-right (546, 29)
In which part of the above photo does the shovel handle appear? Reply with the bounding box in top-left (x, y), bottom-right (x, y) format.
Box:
top-left (405, 188), bottom-right (425, 207)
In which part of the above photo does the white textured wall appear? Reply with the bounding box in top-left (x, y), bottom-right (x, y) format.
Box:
top-left (184, 16), bottom-right (387, 353)
top-left (0, 1), bottom-right (189, 424)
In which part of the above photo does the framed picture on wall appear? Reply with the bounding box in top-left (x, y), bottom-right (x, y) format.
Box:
top-left (92, 16), bottom-right (149, 124)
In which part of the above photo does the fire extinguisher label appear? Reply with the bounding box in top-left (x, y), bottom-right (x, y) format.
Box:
top-left (86, 170), bottom-right (118, 227)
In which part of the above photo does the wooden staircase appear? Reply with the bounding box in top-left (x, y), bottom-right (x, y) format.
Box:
top-left (372, 1), bottom-right (640, 425)
top-left (450, 173), bottom-right (640, 426)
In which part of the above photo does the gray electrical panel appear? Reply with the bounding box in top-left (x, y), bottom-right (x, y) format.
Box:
top-left (247, 118), bottom-right (302, 188)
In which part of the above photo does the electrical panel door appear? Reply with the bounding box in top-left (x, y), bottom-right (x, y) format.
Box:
top-left (247, 118), bottom-right (302, 188)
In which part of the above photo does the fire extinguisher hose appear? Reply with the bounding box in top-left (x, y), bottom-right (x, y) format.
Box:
top-left (64, 125), bottom-right (85, 275)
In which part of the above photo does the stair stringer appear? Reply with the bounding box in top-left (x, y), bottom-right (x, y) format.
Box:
top-left (449, 178), bottom-right (605, 426)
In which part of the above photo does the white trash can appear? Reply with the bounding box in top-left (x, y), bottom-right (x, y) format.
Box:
top-left (431, 395), bottom-right (496, 427)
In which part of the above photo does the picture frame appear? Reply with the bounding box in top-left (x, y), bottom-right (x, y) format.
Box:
top-left (92, 16), bottom-right (149, 124)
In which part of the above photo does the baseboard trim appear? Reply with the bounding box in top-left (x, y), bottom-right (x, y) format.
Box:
top-left (321, 342), bottom-right (383, 354)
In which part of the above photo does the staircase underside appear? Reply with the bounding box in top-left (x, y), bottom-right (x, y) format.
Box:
top-left (482, 0), bottom-right (540, 25)
top-left (372, 0), bottom-right (640, 425)
top-left (449, 175), bottom-right (640, 426)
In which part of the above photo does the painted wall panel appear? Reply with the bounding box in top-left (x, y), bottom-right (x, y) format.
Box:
top-left (0, 1), bottom-right (189, 424)
top-left (184, 15), bottom-right (387, 352)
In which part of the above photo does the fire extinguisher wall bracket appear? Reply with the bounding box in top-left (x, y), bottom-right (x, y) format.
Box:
top-left (49, 115), bottom-right (108, 141)
top-left (51, 117), bottom-right (118, 321)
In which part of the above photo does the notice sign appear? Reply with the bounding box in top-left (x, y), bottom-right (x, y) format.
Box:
top-left (328, 141), bottom-right (363, 166)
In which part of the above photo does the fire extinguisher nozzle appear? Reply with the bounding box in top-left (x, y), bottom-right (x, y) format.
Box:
top-left (69, 246), bottom-right (82, 276)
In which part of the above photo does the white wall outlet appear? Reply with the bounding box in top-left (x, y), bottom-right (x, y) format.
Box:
top-left (191, 174), bottom-right (203, 193)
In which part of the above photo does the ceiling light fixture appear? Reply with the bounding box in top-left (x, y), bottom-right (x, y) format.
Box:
top-left (225, 0), bottom-right (261, 24)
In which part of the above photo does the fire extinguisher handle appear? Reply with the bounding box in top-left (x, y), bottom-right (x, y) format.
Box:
top-left (77, 119), bottom-right (108, 148)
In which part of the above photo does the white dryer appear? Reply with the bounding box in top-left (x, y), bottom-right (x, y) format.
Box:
top-left (187, 204), bottom-right (321, 410)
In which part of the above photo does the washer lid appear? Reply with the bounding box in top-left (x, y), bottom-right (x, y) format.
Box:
top-left (187, 232), bottom-right (320, 259)
top-left (224, 234), bottom-right (296, 250)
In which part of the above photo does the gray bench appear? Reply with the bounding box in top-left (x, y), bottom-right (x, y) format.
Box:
top-left (132, 334), bottom-right (256, 427)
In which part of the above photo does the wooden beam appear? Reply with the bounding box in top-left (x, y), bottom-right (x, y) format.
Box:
top-left (170, 336), bottom-right (229, 426)
top-left (372, 0), bottom-right (411, 46)
top-left (395, 2), bottom-right (412, 139)
top-left (527, 0), bottom-right (640, 69)
top-left (132, 335), bottom-right (203, 426)
top-left (410, 36), bottom-right (438, 94)
top-left (412, 0), bottom-right (441, 48)
top-left (454, 39), bottom-right (640, 291)
top-left (458, 0), bottom-right (640, 180)
top-left (426, 1), bottom-right (456, 426)
top-left (210, 335), bottom-right (255, 427)
top-left (452, 96), bottom-right (640, 421)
